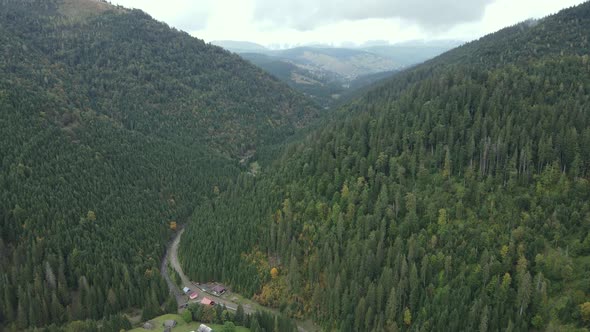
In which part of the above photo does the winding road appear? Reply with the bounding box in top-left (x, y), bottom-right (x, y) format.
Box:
top-left (160, 228), bottom-right (186, 307)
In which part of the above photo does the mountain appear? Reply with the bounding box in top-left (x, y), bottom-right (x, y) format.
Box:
top-left (0, 0), bottom-right (317, 330)
top-left (215, 42), bottom-right (457, 108)
top-left (211, 40), bottom-right (269, 53)
top-left (273, 46), bottom-right (397, 79)
top-left (360, 40), bottom-right (463, 68)
top-left (241, 47), bottom-right (401, 108)
top-left (240, 51), bottom-right (393, 108)
top-left (1, 1), bottom-right (318, 159)
top-left (179, 3), bottom-right (590, 331)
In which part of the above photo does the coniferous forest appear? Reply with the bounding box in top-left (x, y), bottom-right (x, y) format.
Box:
top-left (1, 0), bottom-right (590, 331)
top-left (0, 0), bottom-right (315, 330)
top-left (179, 3), bottom-right (590, 331)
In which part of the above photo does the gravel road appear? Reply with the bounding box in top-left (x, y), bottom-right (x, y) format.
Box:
top-left (160, 228), bottom-right (186, 307)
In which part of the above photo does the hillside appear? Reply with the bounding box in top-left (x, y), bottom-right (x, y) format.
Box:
top-left (179, 3), bottom-right (590, 331)
top-left (360, 40), bottom-right (462, 68)
top-left (273, 47), bottom-right (397, 79)
top-left (0, 0), bottom-right (317, 330)
top-left (1, 0), bottom-right (318, 158)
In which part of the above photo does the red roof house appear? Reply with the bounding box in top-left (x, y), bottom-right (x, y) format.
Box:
top-left (189, 291), bottom-right (199, 300)
top-left (200, 297), bottom-right (214, 306)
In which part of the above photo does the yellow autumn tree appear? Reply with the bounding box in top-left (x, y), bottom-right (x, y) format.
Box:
top-left (87, 210), bottom-right (96, 222)
top-left (581, 302), bottom-right (590, 322)
top-left (500, 245), bottom-right (510, 259)
top-left (341, 183), bottom-right (350, 200)
top-left (170, 221), bottom-right (177, 231)
top-left (403, 307), bottom-right (412, 326)
top-left (270, 267), bottom-right (279, 279)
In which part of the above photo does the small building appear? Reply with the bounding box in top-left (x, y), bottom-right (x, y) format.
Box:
top-left (200, 297), bottom-right (215, 306)
top-left (212, 285), bottom-right (226, 295)
top-left (183, 287), bottom-right (191, 294)
top-left (198, 324), bottom-right (213, 332)
top-left (189, 291), bottom-right (199, 300)
top-left (163, 320), bottom-right (177, 328)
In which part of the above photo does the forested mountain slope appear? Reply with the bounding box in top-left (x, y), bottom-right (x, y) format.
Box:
top-left (180, 3), bottom-right (590, 331)
top-left (0, 0), bottom-right (317, 330)
top-left (1, 0), bottom-right (318, 158)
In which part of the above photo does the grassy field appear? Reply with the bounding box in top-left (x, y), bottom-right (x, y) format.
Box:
top-left (128, 314), bottom-right (250, 332)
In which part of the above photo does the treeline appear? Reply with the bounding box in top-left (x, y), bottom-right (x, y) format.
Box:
top-left (184, 303), bottom-right (297, 332)
top-left (179, 2), bottom-right (590, 331)
top-left (25, 314), bottom-right (132, 332)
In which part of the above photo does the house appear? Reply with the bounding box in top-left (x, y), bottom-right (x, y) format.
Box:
top-left (198, 324), bottom-right (213, 332)
top-left (183, 287), bottom-right (191, 294)
top-left (163, 320), bottom-right (177, 328)
top-left (189, 291), bottom-right (199, 300)
top-left (200, 297), bottom-right (214, 306)
top-left (212, 285), bottom-right (226, 295)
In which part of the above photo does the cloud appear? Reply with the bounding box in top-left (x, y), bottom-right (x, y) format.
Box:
top-left (110, 0), bottom-right (585, 46)
top-left (169, 10), bottom-right (209, 31)
top-left (112, 0), bottom-right (211, 31)
top-left (253, 0), bottom-right (494, 31)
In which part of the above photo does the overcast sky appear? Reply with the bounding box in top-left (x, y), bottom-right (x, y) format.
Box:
top-left (111, 0), bottom-right (586, 48)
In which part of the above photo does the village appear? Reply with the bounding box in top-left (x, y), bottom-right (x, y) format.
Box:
top-left (127, 228), bottom-right (259, 332)
top-left (134, 227), bottom-right (315, 332)
top-left (181, 282), bottom-right (231, 310)
top-left (133, 277), bottom-right (251, 332)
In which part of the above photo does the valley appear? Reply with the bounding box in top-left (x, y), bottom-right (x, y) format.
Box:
top-left (1, 0), bottom-right (590, 331)
top-left (213, 41), bottom-right (459, 108)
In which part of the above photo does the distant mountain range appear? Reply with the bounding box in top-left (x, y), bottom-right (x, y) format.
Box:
top-left (212, 40), bottom-right (461, 107)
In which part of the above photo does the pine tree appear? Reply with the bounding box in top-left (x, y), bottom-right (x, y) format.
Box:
top-left (16, 300), bottom-right (27, 330)
top-left (235, 304), bottom-right (245, 325)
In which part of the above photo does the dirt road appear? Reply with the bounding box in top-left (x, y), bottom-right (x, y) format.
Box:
top-left (168, 228), bottom-right (192, 287)
top-left (160, 228), bottom-right (186, 307)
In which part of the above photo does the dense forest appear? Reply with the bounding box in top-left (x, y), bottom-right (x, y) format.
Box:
top-left (180, 3), bottom-right (590, 331)
top-left (182, 302), bottom-right (298, 332)
top-left (0, 0), bottom-right (317, 330)
top-left (3, 0), bottom-right (590, 331)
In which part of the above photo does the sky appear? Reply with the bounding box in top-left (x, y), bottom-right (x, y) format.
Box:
top-left (111, 0), bottom-right (586, 48)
